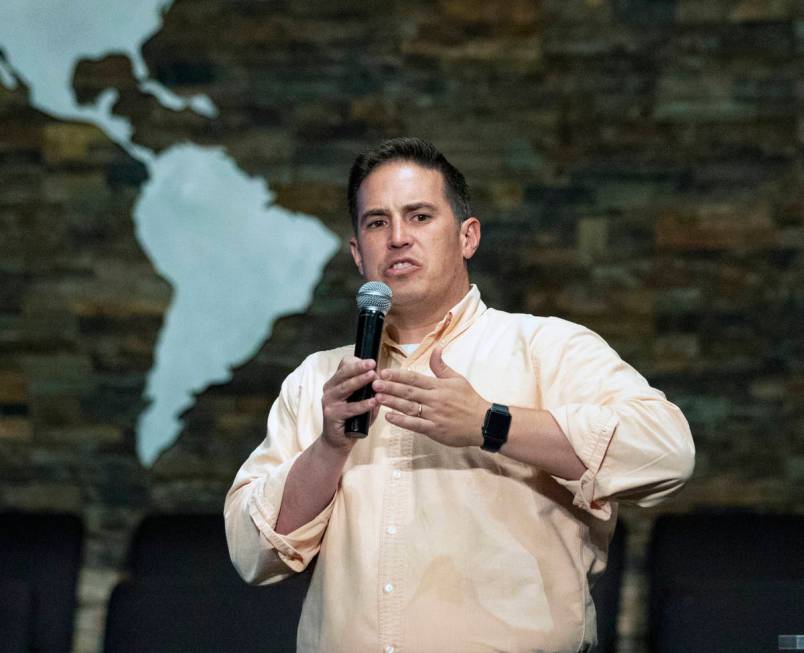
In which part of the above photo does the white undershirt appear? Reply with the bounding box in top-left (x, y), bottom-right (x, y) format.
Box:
top-left (398, 343), bottom-right (420, 355)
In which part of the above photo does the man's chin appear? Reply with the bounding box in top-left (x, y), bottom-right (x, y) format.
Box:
top-left (380, 276), bottom-right (417, 297)
top-left (386, 287), bottom-right (422, 310)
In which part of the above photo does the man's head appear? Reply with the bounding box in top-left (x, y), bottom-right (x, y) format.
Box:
top-left (348, 138), bottom-right (481, 327)
top-left (348, 137), bottom-right (472, 233)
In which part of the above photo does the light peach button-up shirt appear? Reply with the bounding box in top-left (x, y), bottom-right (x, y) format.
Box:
top-left (225, 286), bottom-right (694, 653)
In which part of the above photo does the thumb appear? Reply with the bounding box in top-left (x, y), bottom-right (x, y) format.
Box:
top-left (430, 346), bottom-right (458, 379)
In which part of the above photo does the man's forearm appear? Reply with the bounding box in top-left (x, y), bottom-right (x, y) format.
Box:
top-left (500, 407), bottom-right (587, 481)
top-left (274, 436), bottom-right (350, 535)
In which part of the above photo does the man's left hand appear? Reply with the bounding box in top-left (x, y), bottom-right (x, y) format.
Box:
top-left (372, 346), bottom-right (488, 447)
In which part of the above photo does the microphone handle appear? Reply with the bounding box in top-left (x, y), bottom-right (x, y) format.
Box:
top-left (345, 308), bottom-right (385, 437)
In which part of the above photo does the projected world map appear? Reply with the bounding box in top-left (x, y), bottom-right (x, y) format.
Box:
top-left (0, 0), bottom-right (340, 464)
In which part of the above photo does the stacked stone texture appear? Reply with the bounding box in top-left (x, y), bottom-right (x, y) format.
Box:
top-left (1, 1), bottom-right (802, 651)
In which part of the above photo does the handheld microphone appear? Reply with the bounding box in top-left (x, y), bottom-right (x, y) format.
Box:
top-left (345, 281), bottom-right (392, 437)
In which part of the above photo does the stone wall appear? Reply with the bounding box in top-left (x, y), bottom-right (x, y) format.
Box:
top-left (1, 1), bottom-right (802, 651)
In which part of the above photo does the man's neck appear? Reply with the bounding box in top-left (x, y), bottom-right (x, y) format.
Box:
top-left (385, 284), bottom-right (470, 344)
top-left (385, 313), bottom-right (443, 345)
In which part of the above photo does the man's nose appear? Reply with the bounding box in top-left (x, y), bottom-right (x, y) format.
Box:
top-left (388, 218), bottom-right (411, 248)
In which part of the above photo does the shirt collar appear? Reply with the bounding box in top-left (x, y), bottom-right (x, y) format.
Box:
top-left (382, 284), bottom-right (486, 363)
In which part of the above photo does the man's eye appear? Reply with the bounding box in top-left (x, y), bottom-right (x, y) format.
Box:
top-left (366, 219), bottom-right (386, 229)
top-left (412, 214), bottom-right (430, 222)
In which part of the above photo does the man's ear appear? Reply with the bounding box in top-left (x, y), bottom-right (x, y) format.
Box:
top-left (461, 217), bottom-right (481, 261)
top-left (349, 236), bottom-right (364, 275)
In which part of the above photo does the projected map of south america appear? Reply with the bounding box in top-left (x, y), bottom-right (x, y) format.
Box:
top-left (0, 0), bottom-right (340, 464)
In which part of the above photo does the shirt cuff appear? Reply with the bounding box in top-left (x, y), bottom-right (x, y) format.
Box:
top-left (547, 404), bottom-right (619, 518)
top-left (247, 452), bottom-right (336, 572)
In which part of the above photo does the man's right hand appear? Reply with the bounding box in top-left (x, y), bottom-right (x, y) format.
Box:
top-left (321, 356), bottom-right (378, 452)
top-left (275, 357), bottom-right (378, 535)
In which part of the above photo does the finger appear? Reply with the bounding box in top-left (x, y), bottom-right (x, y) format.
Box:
top-left (384, 410), bottom-right (429, 433)
top-left (374, 392), bottom-right (420, 417)
top-left (334, 369), bottom-right (377, 398)
top-left (338, 355), bottom-right (367, 368)
top-left (430, 346), bottom-right (459, 379)
top-left (379, 367), bottom-right (435, 389)
top-left (329, 357), bottom-right (376, 387)
top-left (372, 378), bottom-right (421, 402)
top-left (344, 357), bottom-right (376, 376)
top-left (339, 396), bottom-right (377, 420)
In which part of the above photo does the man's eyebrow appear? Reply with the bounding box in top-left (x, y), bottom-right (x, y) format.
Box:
top-left (403, 202), bottom-right (438, 213)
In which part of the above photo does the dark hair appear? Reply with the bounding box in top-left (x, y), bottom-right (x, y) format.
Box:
top-left (347, 137), bottom-right (471, 232)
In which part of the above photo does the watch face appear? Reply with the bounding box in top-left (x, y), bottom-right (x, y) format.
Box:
top-left (486, 411), bottom-right (510, 435)
top-left (482, 404), bottom-right (511, 452)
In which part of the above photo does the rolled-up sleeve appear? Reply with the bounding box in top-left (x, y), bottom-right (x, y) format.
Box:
top-left (540, 319), bottom-right (695, 518)
top-left (224, 356), bottom-right (334, 585)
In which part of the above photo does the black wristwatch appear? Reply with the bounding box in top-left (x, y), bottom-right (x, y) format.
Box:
top-left (481, 403), bottom-right (511, 452)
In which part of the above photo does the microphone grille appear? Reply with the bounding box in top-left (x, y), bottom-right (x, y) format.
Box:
top-left (356, 281), bottom-right (392, 314)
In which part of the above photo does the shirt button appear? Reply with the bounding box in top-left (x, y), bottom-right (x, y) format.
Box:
top-left (386, 525), bottom-right (397, 535)
top-left (383, 582), bottom-right (394, 594)
top-left (392, 469), bottom-right (401, 480)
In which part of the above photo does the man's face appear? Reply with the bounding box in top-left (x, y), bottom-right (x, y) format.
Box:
top-left (349, 161), bottom-right (480, 318)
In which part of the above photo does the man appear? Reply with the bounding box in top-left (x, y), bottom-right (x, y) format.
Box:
top-left (225, 137), bottom-right (695, 653)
